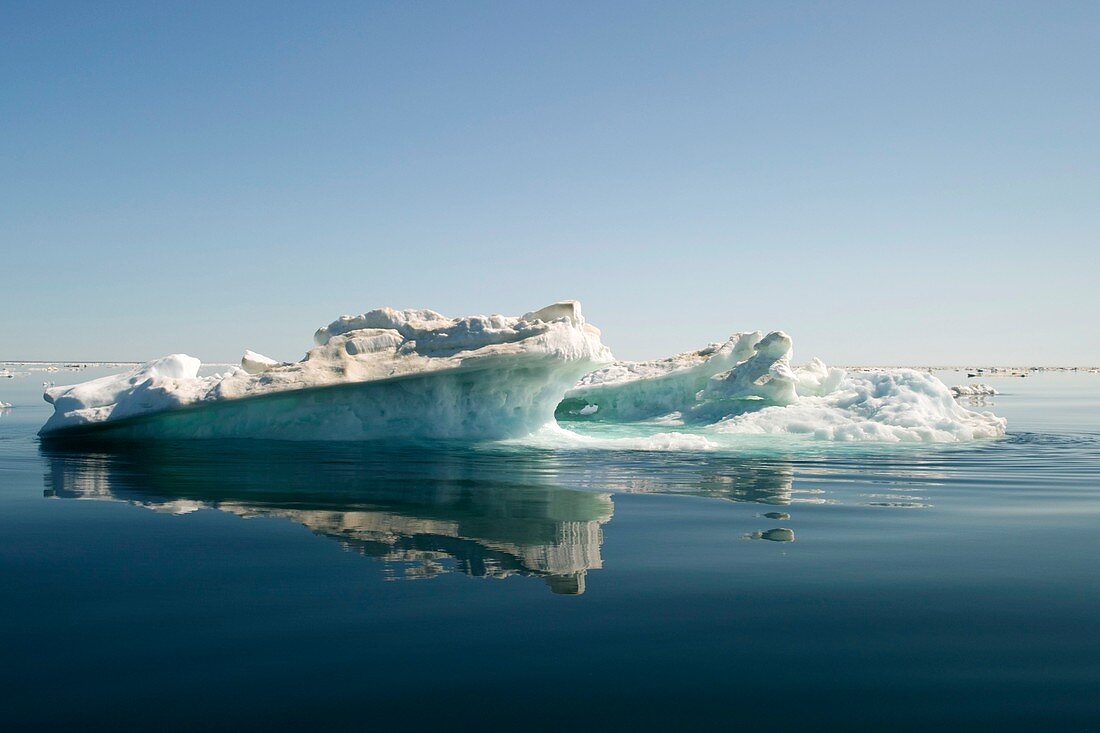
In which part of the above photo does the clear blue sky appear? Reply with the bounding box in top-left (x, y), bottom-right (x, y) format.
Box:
top-left (2, 1), bottom-right (1097, 365)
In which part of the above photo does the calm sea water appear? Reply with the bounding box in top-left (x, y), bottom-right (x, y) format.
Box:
top-left (2, 368), bottom-right (1098, 730)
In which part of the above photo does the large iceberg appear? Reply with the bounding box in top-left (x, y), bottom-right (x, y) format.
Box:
top-left (40, 303), bottom-right (1006, 444)
top-left (40, 301), bottom-right (612, 440)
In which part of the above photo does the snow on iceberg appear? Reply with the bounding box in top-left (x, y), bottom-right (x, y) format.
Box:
top-left (560, 331), bottom-right (1005, 443)
top-left (40, 301), bottom-right (612, 440)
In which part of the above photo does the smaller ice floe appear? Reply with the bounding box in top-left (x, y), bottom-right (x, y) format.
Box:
top-left (561, 330), bottom-right (799, 421)
top-left (951, 383), bottom-right (999, 397)
top-left (563, 331), bottom-right (1005, 443)
top-left (0, 401), bottom-right (12, 409)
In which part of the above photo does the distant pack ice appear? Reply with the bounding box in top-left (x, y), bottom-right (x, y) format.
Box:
top-left (40, 301), bottom-right (1006, 443)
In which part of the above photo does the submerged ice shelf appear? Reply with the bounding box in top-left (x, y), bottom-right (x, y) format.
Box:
top-left (39, 301), bottom-right (1006, 444)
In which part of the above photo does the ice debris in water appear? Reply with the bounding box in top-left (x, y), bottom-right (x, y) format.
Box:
top-left (951, 383), bottom-right (999, 397)
top-left (40, 301), bottom-right (612, 440)
top-left (39, 301), bottom-right (1007, 444)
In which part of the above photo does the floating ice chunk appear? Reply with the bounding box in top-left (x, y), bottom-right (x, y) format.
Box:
top-left (240, 350), bottom-right (281, 375)
top-left (0, 401), bottom-right (11, 409)
top-left (562, 330), bottom-right (1005, 443)
top-left (578, 404), bottom-right (598, 415)
top-left (951, 383), bottom-right (999, 397)
top-left (40, 302), bottom-right (612, 441)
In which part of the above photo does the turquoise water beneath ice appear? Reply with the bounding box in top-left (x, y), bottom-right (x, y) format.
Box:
top-left (1, 368), bottom-right (1098, 729)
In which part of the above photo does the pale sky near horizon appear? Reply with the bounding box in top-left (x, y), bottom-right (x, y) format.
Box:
top-left (2, 1), bottom-right (1097, 365)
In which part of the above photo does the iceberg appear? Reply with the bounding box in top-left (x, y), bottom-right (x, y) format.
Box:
top-left (40, 301), bottom-right (612, 441)
top-left (559, 331), bottom-right (1005, 443)
top-left (951, 383), bottom-right (999, 397)
top-left (39, 301), bottom-right (1006, 444)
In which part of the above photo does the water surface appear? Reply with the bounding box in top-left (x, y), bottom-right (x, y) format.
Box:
top-left (1, 368), bottom-right (1098, 729)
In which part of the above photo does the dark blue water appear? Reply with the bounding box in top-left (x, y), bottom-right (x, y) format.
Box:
top-left (2, 369), bottom-right (1099, 730)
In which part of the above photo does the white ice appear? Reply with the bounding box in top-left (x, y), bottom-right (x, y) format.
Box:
top-left (40, 301), bottom-right (612, 439)
top-left (951, 383), bottom-right (999, 397)
top-left (714, 369), bottom-right (1006, 442)
top-left (240, 350), bottom-right (282, 375)
top-left (562, 331), bottom-right (1005, 443)
top-left (565, 331), bottom-right (765, 421)
top-left (40, 302), bottom-right (1007, 444)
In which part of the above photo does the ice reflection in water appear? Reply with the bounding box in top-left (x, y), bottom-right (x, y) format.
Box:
top-left (41, 439), bottom-right (965, 593)
top-left (747, 528), bottom-right (795, 542)
top-left (42, 442), bottom-right (616, 595)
